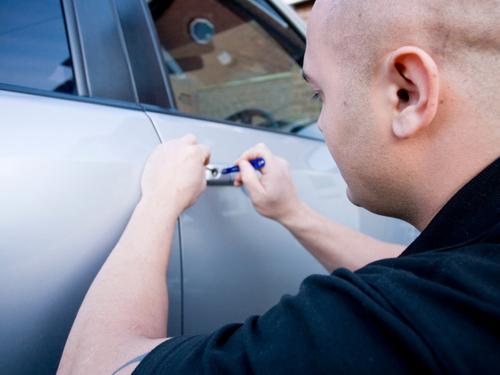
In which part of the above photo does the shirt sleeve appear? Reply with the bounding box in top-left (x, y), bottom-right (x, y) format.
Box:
top-left (133, 268), bottom-right (439, 374)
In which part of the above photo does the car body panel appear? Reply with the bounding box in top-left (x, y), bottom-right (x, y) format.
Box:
top-left (0, 90), bottom-right (181, 374)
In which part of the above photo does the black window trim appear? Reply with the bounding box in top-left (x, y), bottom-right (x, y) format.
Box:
top-left (113, 0), bottom-right (175, 108)
top-left (61, 0), bottom-right (88, 96)
top-left (61, 0), bottom-right (139, 102)
top-left (61, 0), bottom-right (177, 108)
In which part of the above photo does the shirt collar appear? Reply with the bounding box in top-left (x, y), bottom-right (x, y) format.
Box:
top-left (402, 157), bottom-right (500, 256)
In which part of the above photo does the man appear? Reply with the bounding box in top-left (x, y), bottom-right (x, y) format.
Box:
top-left (58, 0), bottom-right (500, 373)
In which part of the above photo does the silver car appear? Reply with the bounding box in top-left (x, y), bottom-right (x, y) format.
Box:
top-left (0, 0), bottom-right (417, 373)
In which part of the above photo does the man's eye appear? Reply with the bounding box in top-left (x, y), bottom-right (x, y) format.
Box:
top-left (311, 92), bottom-right (322, 102)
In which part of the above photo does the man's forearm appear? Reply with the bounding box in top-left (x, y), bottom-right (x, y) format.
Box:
top-left (58, 199), bottom-right (177, 374)
top-left (280, 202), bottom-right (405, 272)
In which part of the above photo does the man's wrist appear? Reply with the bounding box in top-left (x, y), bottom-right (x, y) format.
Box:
top-left (136, 196), bottom-right (180, 225)
top-left (277, 200), bottom-right (309, 229)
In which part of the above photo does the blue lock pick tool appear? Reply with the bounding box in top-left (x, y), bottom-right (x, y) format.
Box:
top-left (221, 157), bottom-right (266, 175)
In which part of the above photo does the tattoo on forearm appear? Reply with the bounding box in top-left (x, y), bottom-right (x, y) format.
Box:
top-left (112, 352), bottom-right (150, 375)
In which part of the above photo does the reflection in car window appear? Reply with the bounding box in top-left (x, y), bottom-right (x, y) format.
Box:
top-left (0, 0), bottom-right (76, 94)
top-left (149, 0), bottom-right (321, 137)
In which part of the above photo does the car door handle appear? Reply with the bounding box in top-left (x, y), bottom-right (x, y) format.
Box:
top-left (206, 164), bottom-right (235, 186)
top-left (206, 158), bottom-right (264, 186)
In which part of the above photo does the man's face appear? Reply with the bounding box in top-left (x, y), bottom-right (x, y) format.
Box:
top-left (303, 0), bottom-right (393, 212)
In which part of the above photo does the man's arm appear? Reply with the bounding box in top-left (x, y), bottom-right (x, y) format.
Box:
top-left (235, 144), bottom-right (405, 272)
top-left (57, 135), bottom-right (210, 375)
top-left (277, 202), bottom-right (405, 272)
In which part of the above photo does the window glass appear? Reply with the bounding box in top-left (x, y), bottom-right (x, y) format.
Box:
top-left (150, 0), bottom-right (321, 137)
top-left (0, 0), bottom-right (76, 93)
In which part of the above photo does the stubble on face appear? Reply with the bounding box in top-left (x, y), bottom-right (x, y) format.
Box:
top-left (305, 0), bottom-right (386, 210)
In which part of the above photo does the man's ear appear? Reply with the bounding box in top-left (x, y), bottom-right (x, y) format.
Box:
top-left (384, 46), bottom-right (440, 138)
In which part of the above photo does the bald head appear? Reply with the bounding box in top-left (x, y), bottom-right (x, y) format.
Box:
top-left (304, 0), bottom-right (500, 229)
top-left (315, 0), bottom-right (500, 79)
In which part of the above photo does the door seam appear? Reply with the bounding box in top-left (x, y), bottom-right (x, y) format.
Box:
top-left (142, 106), bottom-right (184, 335)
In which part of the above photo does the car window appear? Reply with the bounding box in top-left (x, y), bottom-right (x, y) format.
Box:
top-left (149, 0), bottom-right (321, 137)
top-left (0, 0), bottom-right (76, 94)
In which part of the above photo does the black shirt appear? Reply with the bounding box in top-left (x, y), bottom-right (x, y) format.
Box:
top-left (134, 158), bottom-right (500, 374)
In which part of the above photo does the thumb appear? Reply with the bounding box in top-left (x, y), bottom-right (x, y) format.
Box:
top-left (238, 160), bottom-right (265, 196)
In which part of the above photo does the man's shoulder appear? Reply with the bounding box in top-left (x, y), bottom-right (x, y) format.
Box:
top-left (354, 235), bottom-right (500, 310)
top-left (369, 220), bottom-right (500, 273)
top-left (361, 237), bottom-right (500, 281)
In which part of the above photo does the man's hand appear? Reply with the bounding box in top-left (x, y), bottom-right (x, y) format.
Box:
top-left (234, 143), bottom-right (302, 222)
top-left (141, 134), bottom-right (211, 217)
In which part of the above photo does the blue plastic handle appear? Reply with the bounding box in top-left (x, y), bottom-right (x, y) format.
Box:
top-left (221, 157), bottom-right (266, 175)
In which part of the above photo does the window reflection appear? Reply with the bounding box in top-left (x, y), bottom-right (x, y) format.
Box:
top-left (150, 0), bottom-right (321, 137)
top-left (0, 0), bottom-right (75, 94)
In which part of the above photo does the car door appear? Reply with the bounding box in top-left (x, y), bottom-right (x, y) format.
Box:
top-left (0, 1), bottom-right (181, 374)
top-left (134, 0), bottom-right (419, 335)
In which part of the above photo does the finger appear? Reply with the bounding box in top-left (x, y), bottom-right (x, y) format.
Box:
top-left (238, 160), bottom-right (265, 196)
top-left (200, 171), bottom-right (207, 190)
top-left (234, 172), bottom-right (242, 187)
top-left (195, 144), bottom-right (211, 165)
top-left (181, 134), bottom-right (197, 145)
top-left (238, 144), bottom-right (273, 173)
